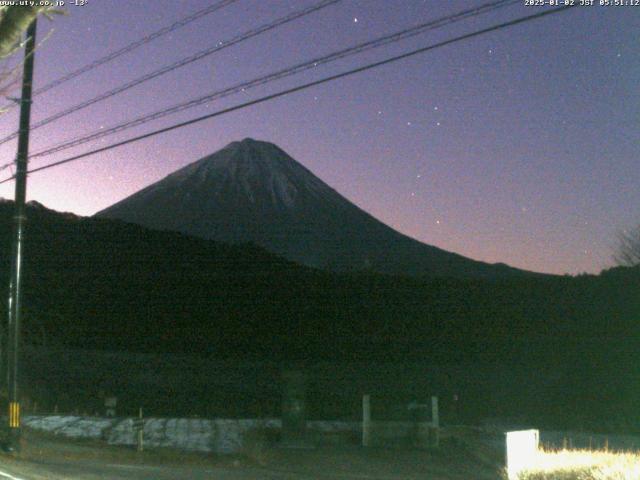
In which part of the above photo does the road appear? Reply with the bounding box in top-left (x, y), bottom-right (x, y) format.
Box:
top-left (0, 459), bottom-right (314, 480)
top-left (0, 430), bottom-right (309, 480)
top-left (0, 428), bottom-right (501, 479)
top-left (0, 458), bottom-right (484, 480)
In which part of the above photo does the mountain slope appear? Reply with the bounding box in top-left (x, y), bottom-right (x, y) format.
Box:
top-left (96, 138), bottom-right (538, 278)
top-left (2, 200), bottom-right (636, 361)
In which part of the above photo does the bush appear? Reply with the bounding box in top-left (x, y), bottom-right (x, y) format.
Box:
top-left (512, 449), bottom-right (640, 480)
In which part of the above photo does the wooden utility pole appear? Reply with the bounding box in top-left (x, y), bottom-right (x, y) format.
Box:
top-left (6, 17), bottom-right (37, 453)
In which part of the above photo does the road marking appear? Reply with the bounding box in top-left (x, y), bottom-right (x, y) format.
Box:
top-left (0, 469), bottom-right (26, 480)
top-left (105, 463), bottom-right (164, 470)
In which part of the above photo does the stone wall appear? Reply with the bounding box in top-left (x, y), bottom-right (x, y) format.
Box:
top-left (24, 415), bottom-right (360, 454)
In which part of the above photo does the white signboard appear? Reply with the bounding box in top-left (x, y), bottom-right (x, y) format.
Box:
top-left (506, 429), bottom-right (539, 479)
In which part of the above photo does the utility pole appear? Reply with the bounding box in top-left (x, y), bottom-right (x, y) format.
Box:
top-left (5, 18), bottom-right (37, 453)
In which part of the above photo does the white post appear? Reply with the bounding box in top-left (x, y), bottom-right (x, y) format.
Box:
top-left (137, 407), bottom-right (144, 452)
top-left (506, 429), bottom-right (539, 480)
top-left (431, 396), bottom-right (439, 428)
top-left (362, 394), bottom-right (371, 447)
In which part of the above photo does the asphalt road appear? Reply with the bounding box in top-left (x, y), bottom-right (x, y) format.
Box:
top-left (0, 428), bottom-right (502, 479)
top-left (0, 458), bottom-right (459, 480)
top-left (0, 459), bottom-right (315, 480)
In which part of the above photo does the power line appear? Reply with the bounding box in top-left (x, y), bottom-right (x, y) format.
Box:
top-left (30, 0), bottom-right (519, 160)
top-left (0, 5), bottom-right (575, 186)
top-left (0, 0), bottom-right (240, 114)
top-left (0, 0), bottom-right (342, 147)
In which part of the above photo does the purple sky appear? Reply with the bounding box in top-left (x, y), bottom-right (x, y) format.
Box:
top-left (0, 0), bottom-right (637, 275)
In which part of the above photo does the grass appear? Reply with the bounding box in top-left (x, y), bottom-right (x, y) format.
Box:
top-left (514, 448), bottom-right (640, 480)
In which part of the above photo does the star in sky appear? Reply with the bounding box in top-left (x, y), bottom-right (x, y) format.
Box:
top-left (3, 0), bottom-right (633, 276)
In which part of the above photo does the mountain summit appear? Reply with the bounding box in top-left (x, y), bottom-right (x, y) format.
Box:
top-left (96, 138), bottom-right (533, 278)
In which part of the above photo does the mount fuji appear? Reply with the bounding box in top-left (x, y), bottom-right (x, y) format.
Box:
top-left (96, 138), bottom-right (535, 278)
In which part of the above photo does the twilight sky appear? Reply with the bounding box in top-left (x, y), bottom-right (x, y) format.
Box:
top-left (0, 0), bottom-right (637, 275)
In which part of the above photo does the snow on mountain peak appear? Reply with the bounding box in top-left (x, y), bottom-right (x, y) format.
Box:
top-left (165, 138), bottom-right (330, 209)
